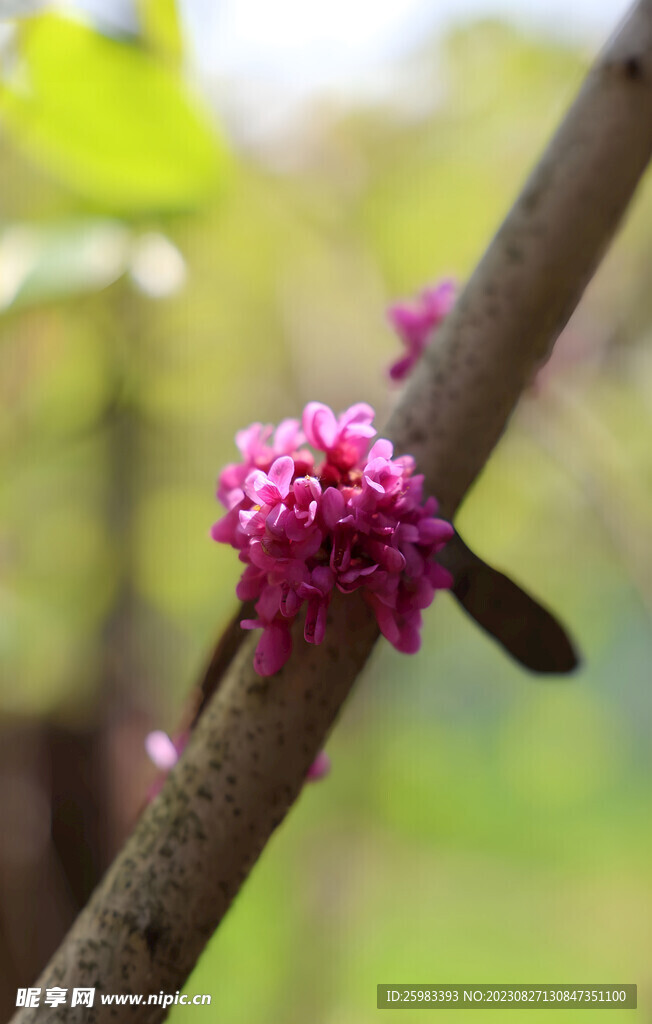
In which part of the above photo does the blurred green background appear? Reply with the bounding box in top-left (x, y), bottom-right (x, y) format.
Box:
top-left (0, 3), bottom-right (651, 1022)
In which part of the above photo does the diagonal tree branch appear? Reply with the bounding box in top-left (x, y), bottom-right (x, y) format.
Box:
top-left (12, 1), bottom-right (652, 1019)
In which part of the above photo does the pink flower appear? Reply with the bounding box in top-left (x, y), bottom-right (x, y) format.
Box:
top-left (243, 455), bottom-right (294, 506)
top-left (306, 750), bottom-right (331, 780)
top-left (297, 566), bottom-right (335, 644)
top-left (285, 476), bottom-right (321, 540)
top-left (242, 616), bottom-right (293, 676)
top-left (212, 401), bottom-right (454, 676)
top-left (388, 279), bottom-right (456, 381)
top-left (146, 729), bottom-right (188, 770)
top-left (302, 402), bottom-right (376, 471)
top-left (144, 730), bottom-right (189, 800)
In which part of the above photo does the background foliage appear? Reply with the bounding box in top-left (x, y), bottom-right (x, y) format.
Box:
top-left (0, 4), bottom-right (651, 1022)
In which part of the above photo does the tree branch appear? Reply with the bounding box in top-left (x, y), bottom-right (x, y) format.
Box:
top-left (12, 2), bottom-right (652, 1019)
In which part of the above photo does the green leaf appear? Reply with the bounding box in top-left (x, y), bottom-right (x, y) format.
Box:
top-left (0, 220), bottom-right (130, 310)
top-left (0, 13), bottom-right (228, 213)
top-left (138, 0), bottom-right (184, 64)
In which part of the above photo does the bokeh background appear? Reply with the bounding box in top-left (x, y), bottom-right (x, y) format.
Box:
top-left (1, 1), bottom-right (651, 1022)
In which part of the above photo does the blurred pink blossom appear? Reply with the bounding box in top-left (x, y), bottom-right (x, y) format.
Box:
top-left (387, 279), bottom-right (456, 381)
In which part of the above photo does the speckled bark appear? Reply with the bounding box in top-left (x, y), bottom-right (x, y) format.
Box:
top-left (12, 2), bottom-right (652, 1020)
top-left (13, 596), bottom-right (378, 1022)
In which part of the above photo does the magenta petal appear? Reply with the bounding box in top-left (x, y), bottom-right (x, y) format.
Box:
top-left (338, 402), bottom-right (375, 428)
top-left (430, 563), bottom-right (454, 590)
top-left (423, 279), bottom-right (456, 315)
top-left (367, 438), bottom-right (394, 461)
top-left (256, 482), bottom-right (280, 505)
top-left (419, 517), bottom-right (455, 545)
top-left (330, 526), bottom-right (352, 571)
top-left (414, 578), bottom-right (435, 609)
top-left (239, 508), bottom-right (264, 535)
top-left (218, 463), bottom-right (244, 498)
top-left (395, 623), bottom-right (422, 654)
top-left (372, 600), bottom-right (401, 646)
top-left (145, 731), bottom-right (179, 771)
top-left (266, 502), bottom-right (290, 536)
top-left (293, 475), bottom-right (321, 505)
top-left (268, 455), bottom-right (295, 498)
top-left (397, 523), bottom-right (420, 543)
top-left (303, 402), bottom-right (338, 450)
top-left (311, 565), bottom-right (335, 595)
top-left (321, 486), bottom-right (346, 529)
top-left (389, 354), bottom-right (417, 381)
top-left (281, 587), bottom-right (301, 617)
top-left (387, 304), bottom-right (422, 334)
top-left (401, 542), bottom-right (425, 578)
top-left (236, 569), bottom-right (264, 601)
top-left (236, 422), bottom-right (272, 461)
top-left (363, 474), bottom-right (384, 495)
top-left (223, 486), bottom-right (245, 511)
top-left (304, 598), bottom-right (327, 644)
top-left (211, 512), bottom-right (238, 544)
top-left (274, 418), bottom-right (302, 453)
top-left (284, 514), bottom-right (310, 541)
top-left (249, 540), bottom-right (279, 571)
top-left (256, 584), bottom-right (283, 621)
top-left (286, 560), bottom-right (311, 587)
top-left (387, 280), bottom-right (456, 381)
top-left (306, 750), bottom-right (331, 781)
top-left (368, 540), bottom-right (405, 574)
top-left (254, 623), bottom-right (292, 676)
top-left (243, 468), bottom-right (268, 503)
top-left (291, 529), bottom-right (323, 559)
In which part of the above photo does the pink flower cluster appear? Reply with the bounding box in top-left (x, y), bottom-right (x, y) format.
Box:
top-left (388, 279), bottom-right (456, 381)
top-left (212, 402), bottom-right (454, 677)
